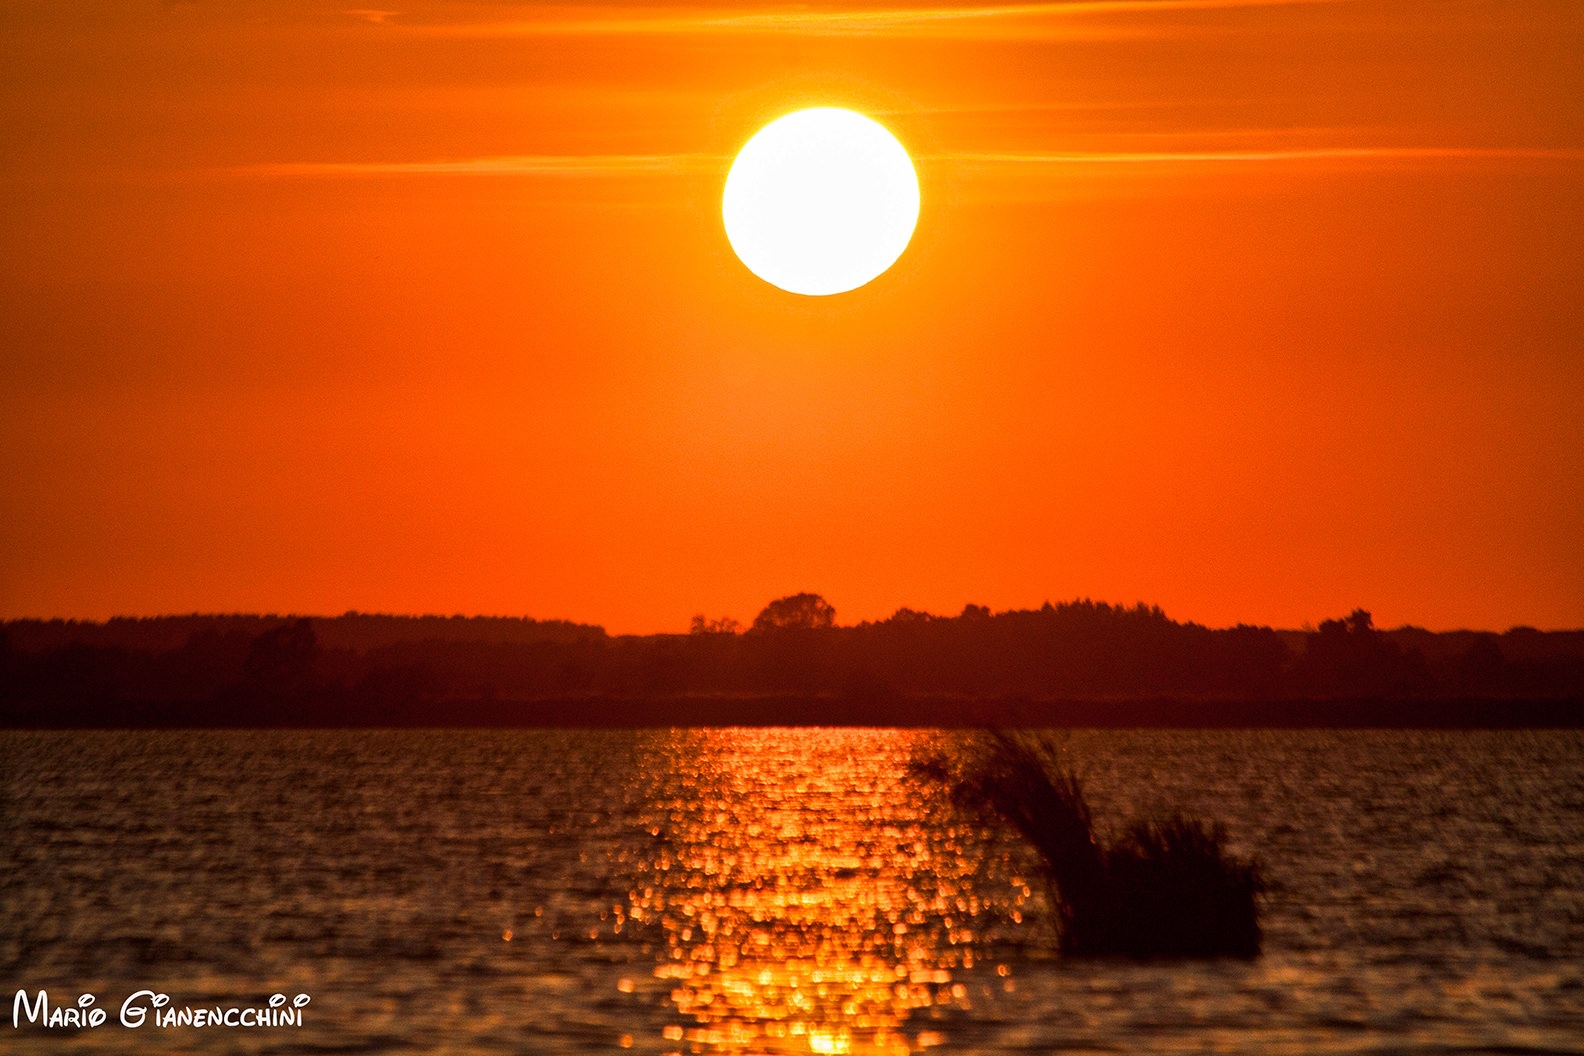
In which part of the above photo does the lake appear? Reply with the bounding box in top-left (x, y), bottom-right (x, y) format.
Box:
top-left (3, 728), bottom-right (1582, 1054)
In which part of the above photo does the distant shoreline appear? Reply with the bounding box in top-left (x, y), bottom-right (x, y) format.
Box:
top-left (7, 608), bottom-right (1582, 729)
top-left (4, 694), bottom-right (1580, 730)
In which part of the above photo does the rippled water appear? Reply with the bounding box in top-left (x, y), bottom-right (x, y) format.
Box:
top-left (3, 729), bottom-right (1582, 1054)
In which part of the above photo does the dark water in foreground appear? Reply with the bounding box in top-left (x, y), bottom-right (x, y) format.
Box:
top-left (3, 729), bottom-right (1582, 1055)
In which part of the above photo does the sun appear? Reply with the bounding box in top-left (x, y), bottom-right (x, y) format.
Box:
top-left (722, 107), bottom-right (920, 296)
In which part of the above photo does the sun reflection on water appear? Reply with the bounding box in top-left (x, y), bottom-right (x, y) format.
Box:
top-left (621, 728), bottom-right (1027, 1055)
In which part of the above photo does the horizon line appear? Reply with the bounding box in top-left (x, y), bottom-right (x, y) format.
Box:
top-left (4, 607), bottom-right (1578, 637)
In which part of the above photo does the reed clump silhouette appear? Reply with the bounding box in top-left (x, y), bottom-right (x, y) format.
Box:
top-left (915, 731), bottom-right (1263, 958)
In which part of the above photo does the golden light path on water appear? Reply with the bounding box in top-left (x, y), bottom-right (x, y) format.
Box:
top-left (621, 729), bottom-right (1035, 1055)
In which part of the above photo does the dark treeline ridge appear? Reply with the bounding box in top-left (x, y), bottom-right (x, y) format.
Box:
top-left (2, 598), bottom-right (1581, 728)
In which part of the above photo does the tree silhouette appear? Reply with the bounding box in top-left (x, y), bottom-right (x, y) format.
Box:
top-left (750, 593), bottom-right (836, 633)
top-left (1302, 608), bottom-right (1431, 696)
top-left (242, 618), bottom-right (319, 697)
top-left (689, 614), bottom-right (742, 635)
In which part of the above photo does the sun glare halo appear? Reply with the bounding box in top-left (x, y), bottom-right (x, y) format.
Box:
top-left (722, 108), bottom-right (920, 296)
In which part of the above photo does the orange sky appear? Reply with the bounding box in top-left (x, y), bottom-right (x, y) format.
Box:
top-left (2, 0), bottom-right (1581, 633)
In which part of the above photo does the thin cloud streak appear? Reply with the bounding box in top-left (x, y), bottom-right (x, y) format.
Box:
top-left (941, 146), bottom-right (1584, 164)
top-left (398, 0), bottom-right (1354, 39)
top-left (226, 145), bottom-right (1584, 182)
top-left (232, 154), bottom-right (726, 179)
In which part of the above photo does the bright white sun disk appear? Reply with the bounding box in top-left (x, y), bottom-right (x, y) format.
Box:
top-left (722, 108), bottom-right (920, 296)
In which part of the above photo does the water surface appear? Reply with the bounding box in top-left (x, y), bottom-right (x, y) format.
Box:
top-left (3, 728), bottom-right (1582, 1053)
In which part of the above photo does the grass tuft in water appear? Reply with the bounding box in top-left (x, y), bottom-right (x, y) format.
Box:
top-left (915, 730), bottom-right (1264, 958)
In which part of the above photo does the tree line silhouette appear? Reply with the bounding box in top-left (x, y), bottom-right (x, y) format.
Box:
top-left (2, 597), bottom-right (1580, 727)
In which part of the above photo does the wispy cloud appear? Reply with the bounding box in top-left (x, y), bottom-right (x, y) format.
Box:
top-left (231, 154), bottom-right (725, 179)
top-left (940, 146), bottom-right (1584, 164)
top-left (395, 0), bottom-right (1354, 40)
top-left (226, 144), bottom-right (1584, 183)
top-left (345, 9), bottom-right (399, 24)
